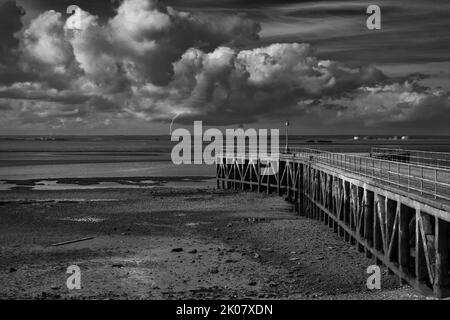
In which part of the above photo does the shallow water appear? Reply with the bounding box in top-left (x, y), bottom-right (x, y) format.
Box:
top-left (0, 178), bottom-right (217, 191)
top-left (1, 135), bottom-right (449, 182)
top-left (0, 161), bottom-right (213, 180)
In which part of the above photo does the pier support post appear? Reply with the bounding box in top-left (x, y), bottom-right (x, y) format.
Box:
top-left (398, 204), bottom-right (410, 284)
top-left (434, 218), bottom-right (449, 298)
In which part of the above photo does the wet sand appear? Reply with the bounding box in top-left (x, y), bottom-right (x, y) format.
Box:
top-left (0, 184), bottom-right (429, 300)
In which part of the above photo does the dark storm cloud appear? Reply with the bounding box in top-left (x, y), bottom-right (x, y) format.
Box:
top-left (0, 1), bottom-right (25, 64)
top-left (0, 0), bottom-right (449, 134)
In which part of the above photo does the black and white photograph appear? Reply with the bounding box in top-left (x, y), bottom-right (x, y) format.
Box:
top-left (0, 0), bottom-right (450, 307)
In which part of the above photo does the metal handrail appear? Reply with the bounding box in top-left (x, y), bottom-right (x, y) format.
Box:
top-left (372, 147), bottom-right (450, 169)
top-left (285, 147), bottom-right (450, 202)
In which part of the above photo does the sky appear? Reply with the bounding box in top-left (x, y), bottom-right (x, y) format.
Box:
top-left (0, 0), bottom-right (449, 135)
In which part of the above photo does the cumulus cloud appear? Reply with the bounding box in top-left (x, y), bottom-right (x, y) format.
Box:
top-left (133, 43), bottom-right (386, 124)
top-left (315, 82), bottom-right (450, 128)
top-left (0, 0), bottom-right (448, 133)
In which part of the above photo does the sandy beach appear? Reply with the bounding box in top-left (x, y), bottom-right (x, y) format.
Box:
top-left (0, 180), bottom-right (429, 300)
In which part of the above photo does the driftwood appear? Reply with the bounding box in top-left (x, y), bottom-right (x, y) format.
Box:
top-left (51, 237), bottom-right (94, 247)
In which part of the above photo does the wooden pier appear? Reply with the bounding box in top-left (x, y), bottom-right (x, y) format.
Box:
top-left (216, 148), bottom-right (450, 298)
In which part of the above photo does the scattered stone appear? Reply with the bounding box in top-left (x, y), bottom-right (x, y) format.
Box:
top-left (51, 286), bottom-right (60, 290)
top-left (210, 267), bottom-right (219, 274)
top-left (225, 237), bottom-right (232, 241)
top-left (9, 267), bottom-right (17, 273)
top-left (188, 249), bottom-right (197, 254)
top-left (248, 281), bottom-right (257, 286)
top-left (112, 263), bottom-right (123, 268)
top-left (289, 257), bottom-right (300, 261)
top-left (224, 259), bottom-right (235, 263)
top-left (261, 248), bottom-right (274, 252)
top-left (213, 228), bottom-right (219, 232)
top-left (315, 256), bottom-right (324, 261)
top-left (253, 253), bottom-right (260, 259)
top-left (171, 248), bottom-right (183, 252)
top-left (227, 223), bottom-right (233, 228)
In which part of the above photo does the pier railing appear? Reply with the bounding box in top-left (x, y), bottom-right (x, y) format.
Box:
top-left (371, 147), bottom-right (450, 169)
top-left (285, 147), bottom-right (450, 202)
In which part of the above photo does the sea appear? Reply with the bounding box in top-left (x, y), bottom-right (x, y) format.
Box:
top-left (1, 135), bottom-right (449, 187)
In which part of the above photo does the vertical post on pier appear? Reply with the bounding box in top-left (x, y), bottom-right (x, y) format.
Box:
top-left (257, 160), bottom-right (261, 193)
top-left (374, 194), bottom-right (384, 265)
top-left (415, 209), bottom-right (427, 287)
top-left (386, 198), bottom-right (397, 274)
top-left (298, 163), bottom-right (303, 216)
top-left (434, 217), bottom-right (449, 298)
top-left (332, 176), bottom-right (338, 233)
top-left (328, 174), bottom-right (334, 229)
top-left (250, 160), bottom-right (253, 191)
top-left (344, 181), bottom-right (350, 242)
top-left (364, 189), bottom-right (374, 258)
top-left (233, 160), bottom-right (236, 190)
top-left (286, 161), bottom-right (290, 200)
top-left (216, 163), bottom-right (220, 189)
top-left (277, 161), bottom-right (282, 196)
top-left (398, 204), bottom-right (410, 285)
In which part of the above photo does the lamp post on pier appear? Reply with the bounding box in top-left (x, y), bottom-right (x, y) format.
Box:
top-left (285, 120), bottom-right (290, 153)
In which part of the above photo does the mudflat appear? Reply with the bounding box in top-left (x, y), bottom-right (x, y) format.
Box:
top-left (0, 185), bottom-right (427, 299)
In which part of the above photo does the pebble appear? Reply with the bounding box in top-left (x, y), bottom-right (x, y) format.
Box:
top-left (171, 248), bottom-right (183, 252)
top-left (188, 249), bottom-right (197, 254)
top-left (210, 267), bottom-right (219, 274)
